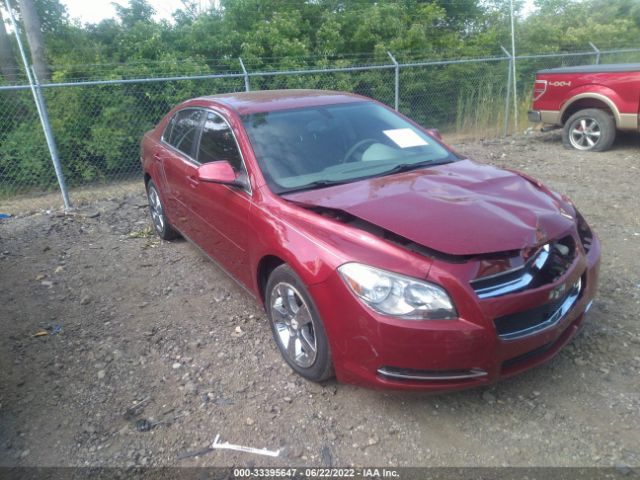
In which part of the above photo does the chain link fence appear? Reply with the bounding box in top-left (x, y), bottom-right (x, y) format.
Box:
top-left (1, 45), bottom-right (639, 205)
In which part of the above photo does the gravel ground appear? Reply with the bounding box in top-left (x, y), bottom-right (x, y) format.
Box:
top-left (1, 132), bottom-right (639, 469)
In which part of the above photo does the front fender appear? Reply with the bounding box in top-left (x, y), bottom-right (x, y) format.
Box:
top-left (248, 192), bottom-right (434, 299)
top-left (248, 201), bottom-right (347, 295)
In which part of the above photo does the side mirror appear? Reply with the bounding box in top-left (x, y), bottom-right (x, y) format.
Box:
top-left (197, 161), bottom-right (247, 188)
top-left (426, 128), bottom-right (443, 141)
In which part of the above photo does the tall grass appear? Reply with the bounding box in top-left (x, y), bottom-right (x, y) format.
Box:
top-left (454, 80), bottom-right (508, 138)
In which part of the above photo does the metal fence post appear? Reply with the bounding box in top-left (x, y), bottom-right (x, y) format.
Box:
top-left (239, 57), bottom-right (250, 92)
top-left (500, 46), bottom-right (513, 137)
top-left (508, 0), bottom-right (519, 134)
top-left (387, 51), bottom-right (399, 111)
top-left (589, 42), bottom-right (601, 64)
top-left (5, 0), bottom-right (71, 210)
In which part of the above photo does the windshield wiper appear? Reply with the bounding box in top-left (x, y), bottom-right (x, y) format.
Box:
top-left (380, 159), bottom-right (454, 177)
top-left (281, 159), bottom-right (454, 194)
top-left (282, 179), bottom-right (351, 194)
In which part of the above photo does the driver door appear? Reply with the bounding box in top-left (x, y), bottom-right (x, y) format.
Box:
top-left (184, 110), bottom-right (253, 287)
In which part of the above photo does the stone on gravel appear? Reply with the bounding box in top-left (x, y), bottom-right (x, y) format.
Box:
top-left (574, 357), bottom-right (587, 366)
top-left (614, 463), bottom-right (633, 476)
top-left (212, 288), bottom-right (228, 302)
top-left (481, 391), bottom-right (496, 404)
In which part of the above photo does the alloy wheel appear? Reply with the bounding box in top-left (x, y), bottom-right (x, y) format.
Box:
top-left (569, 117), bottom-right (602, 150)
top-left (269, 282), bottom-right (317, 368)
top-left (148, 185), bottom-right (165, 234)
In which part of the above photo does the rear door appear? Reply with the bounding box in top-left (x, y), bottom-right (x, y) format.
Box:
top-left (160, 108), bottom-right (205, 236)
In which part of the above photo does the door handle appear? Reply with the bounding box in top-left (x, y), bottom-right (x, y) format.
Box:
top-left (153, 152), bottom-right (162, 161)
top-left (187, 175), bottom-right (199, 187)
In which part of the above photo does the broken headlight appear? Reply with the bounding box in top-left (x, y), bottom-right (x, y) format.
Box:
top-left (338, 263), bottom-right (457, 320)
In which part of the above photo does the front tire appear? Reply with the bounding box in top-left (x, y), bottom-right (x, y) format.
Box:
top-left (265, 264), bottom-right (333, 382)
top-left (146, 180), bottom-right (179, 240)
top-left (562, 108), bottom-right (616, 152)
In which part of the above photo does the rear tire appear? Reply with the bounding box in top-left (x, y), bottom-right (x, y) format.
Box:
top-left (562, 108), bottom-right (616, 152)
top-left (265, 264), bottom-right (333, 382)
top-left (146, 180), bottom-right (179, 240)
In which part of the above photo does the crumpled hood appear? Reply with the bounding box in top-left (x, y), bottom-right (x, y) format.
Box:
top-left (282, 160), bottom-right (576, 256)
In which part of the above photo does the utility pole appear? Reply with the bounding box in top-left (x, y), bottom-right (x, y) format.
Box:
top-left (0, 6), bottom-right (19, 83)
top-left (509, 0), bottom-right (518, 133)
top-left (18, 0), bottom-right (50, 82)
top-left (5, 0), bottom-right (71, 210)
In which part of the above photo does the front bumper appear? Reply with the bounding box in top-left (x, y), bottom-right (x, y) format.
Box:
top-left (308, 235), bottom-right (601, 391)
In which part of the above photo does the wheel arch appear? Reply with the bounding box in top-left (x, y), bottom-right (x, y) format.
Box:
top-left (256, 255), bottom-right (286, 304)
top-left (560, 92), bottom-right (620, 126)
top-left (253, 241), bottom-right (340, 305)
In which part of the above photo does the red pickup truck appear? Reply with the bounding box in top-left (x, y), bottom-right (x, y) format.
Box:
top-left (528, 63), bottom-right (640, 151)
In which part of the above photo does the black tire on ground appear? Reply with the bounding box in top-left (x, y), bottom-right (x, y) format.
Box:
top-left (562, 108), bottom-right (616, 152)
top-left (265, 264), bottom-right (334, 382)
top-left (146, 180), bottom-right (180, 240)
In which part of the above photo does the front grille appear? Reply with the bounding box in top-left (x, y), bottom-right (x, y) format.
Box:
top-left (494, 277), bottom-right (582, 340)
top-left (471, 236), bottom-right (576, 299)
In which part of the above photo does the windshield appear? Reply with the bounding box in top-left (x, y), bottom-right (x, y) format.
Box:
top-left (241, 101), bottom-right (457, 194)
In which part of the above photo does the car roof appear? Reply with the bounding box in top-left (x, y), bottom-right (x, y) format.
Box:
top-left (195, 89), bottom-right (369, 115)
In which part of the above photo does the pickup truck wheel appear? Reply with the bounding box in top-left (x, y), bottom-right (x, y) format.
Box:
top-left (563, 108), bottom-right (616, 152)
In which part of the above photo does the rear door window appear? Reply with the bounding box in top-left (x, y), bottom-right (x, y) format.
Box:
top-left (164, 109), bottom-right (203, 158)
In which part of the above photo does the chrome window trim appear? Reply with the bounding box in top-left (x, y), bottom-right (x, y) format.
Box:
top-left (160, 106), bottom-right (253, 196)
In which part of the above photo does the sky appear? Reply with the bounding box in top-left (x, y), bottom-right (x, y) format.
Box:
top-left (61, 0), bottom-right (216, 24)
top-left (60, 0), bottom-right (536, 24)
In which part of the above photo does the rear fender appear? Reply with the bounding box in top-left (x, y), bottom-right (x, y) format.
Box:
top-left (560, 86), bottom-right (623, 125)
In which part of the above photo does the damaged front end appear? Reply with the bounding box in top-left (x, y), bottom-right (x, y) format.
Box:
top-left (280, 178), bottom-right (599, 390)
top-left (299, 202), bottom-right (592, 303)
top-left (307, 205), bottom-right (470, 263)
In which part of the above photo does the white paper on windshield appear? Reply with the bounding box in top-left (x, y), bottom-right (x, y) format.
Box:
top-left (383, 128), bottom-right (429, 148)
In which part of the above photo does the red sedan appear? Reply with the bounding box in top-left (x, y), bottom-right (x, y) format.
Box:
top-left (141, 90), bottom-right (600, 391)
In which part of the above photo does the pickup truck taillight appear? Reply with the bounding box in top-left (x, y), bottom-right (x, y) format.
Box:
top-left (533, 79), bottom-right (547, 101)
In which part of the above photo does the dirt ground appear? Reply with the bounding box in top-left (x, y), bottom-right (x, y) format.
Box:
top-left (1, 131), bottom-right (639, 470)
